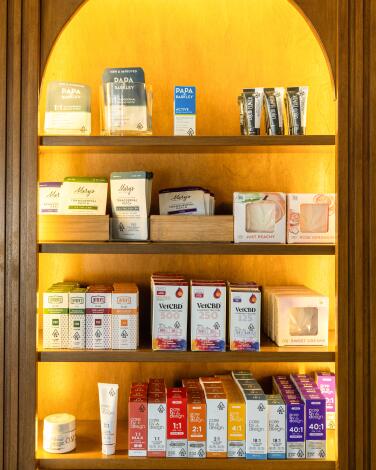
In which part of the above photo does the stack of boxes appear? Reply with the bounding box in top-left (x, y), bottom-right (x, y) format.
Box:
top-left (42, 282), bottom-right (139, 350)
top-left (147, 379), bottom-right (167, 457)
top-left (232, 371), bottom-right (268, 460)
top-left (315, 372), bottom-right (336, 429)
top-left (128, 383), bottom-right (148, 456)
top-left (182, 379), bottom-right (206, 458)
top-left (166, 387), bottom-right (188, 457)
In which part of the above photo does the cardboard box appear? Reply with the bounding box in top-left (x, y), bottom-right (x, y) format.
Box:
top-left (43, 288), bottom-right (70, 349)
top-left (234, 192), bottom-right (286, 243)
top-left (147, 381), bottom-right (167, 457)
top-left (85, 286), bottom-right (112, 349)
top-left (166, 388), bottom-right (187, 458)
top-left (68, 288), bottom-right (86, 349)
top-left (315, 372), bottom-right (336, 429)
top-left (228, 282), bottom-right (261, 351)
top-left (174, 86), bottom-right (196, 136)
top-left (112, 283), bottom-right (139, 349)
top-left (187, 388), bottom-right (206, 458)
top-left (287, 193), bottom-right (336, 244)
top-left (267, 395), bottom-right (286, 459)
top-left (151, 274), bottom-right (188, 351)
top-left (38, 182), bottom-right (62, 214)
top-left (203, 384), bottom-right (227, 458)
top-left (190, 281), bottom-right (227, 352)
top-left (60, 177), bottom-right (108, 215)
top-left (128, 392), bottom-right (148, 457)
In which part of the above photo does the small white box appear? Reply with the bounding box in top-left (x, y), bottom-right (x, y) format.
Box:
top-left (38, 182), bottom-right (62, 214)
top-left (68, 289), bottom-right (86, 349)
top-left (60, 177), bottom-right (108, 215)
top-left (234, 192), bottom-right (286, 243)
top-left (159, 187), bottom-right (206, 215)
top-left (287, 194), bottom-right (336, 244)
top-left (267, 395), bottom-right (286, 459)
top-left (205, 392), bottom-right (227, 457)
top-left (243, 392), bottom-right (268, 459)
top-left (85, 290), bottom-right (112, 349)
top-left (148, 396), bottom-right (167, 457)
top-left (112, 286), bottom-right (139, 350)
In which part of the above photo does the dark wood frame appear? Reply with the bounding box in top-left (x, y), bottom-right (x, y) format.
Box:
top-left (3, 0), bottom-right (374, 469)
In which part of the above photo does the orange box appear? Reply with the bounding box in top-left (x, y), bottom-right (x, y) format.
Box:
top-left (186, 386), bottom-right (206, 458)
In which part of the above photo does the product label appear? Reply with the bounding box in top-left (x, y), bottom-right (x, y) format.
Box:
top-left (43, 314), bottom-right (69, 349)
top-left (85, 314), bottom-right (111, 349)
top-left (191, 284), bottom-right (226, 351)
top-left (111, 314), bottom-right (138, 350)
top-left (68, 314), bottom-right (85, 349)
top-left (174, 86), bottom-right (196, 136)
top-left (230, 290), bottom-right (261, 351)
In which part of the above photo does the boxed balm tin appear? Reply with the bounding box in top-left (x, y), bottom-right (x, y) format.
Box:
top-left (111, 283), bottom-right (139, 349)
top-left (234, 192), bottom-right (286, 243)
top-left (287, 193), bottom-right (336, 244)
top-left (190, 281), bottom-right (226, 352)
top-left (85, 286), bottom-right (112, 349)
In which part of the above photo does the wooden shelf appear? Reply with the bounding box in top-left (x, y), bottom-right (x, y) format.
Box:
top-left (38, 242), bottom-right (335, 255)
top-left (39, 135), bottom-right (335, 148)
top-left (38, 334), bottom-right (335, 363)
top-left (37, 421), bottom-right (336, 469)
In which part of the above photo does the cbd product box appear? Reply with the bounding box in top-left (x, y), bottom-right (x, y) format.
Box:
top-left (110, 171), bottom-right (153, 241)
top-left (190, 281), bottom-right (226, 352)
top-left (287, 194), bottom-right (336, 244)
top-left (151, 274), bottom-right (188, 351)
top-left (267, 395), bottom-right (286, 459)
top-left (218, 375), bottom-right (246, 458)
top-left (228, 282), bottom-right (261, 351)
top-left (68, 288), bottom-right (86, 349)
top-left (85, 286), bottom-right (112, 349)
top-left (128, 387), bottom-right (148, 457)
top-left (233, 192), bottom-right (286, 243)
top-left (315, 372), bottom-right (336, 429)
top-left (166, 388), bottom-right (188, 458)
top-left (111, 283), bottom-right (139, 349)
top-left (44, 81), bottom-right (91, 136)
top-left (60, 177), bottom-right (108, 215)
top-left (273, 376), bottom-right (305, 459)
top-left (159, 186), bottom-right (207, 215)
top-left (147, 380), bottom-right (167, 458)
top-left (239, 387), bottom-right (267, 459)
top-left (203, 385), bottom-right (227, 458)
top-left (291, 375), bottom-right (326, 459)
top-left (186, 387), bottom-right (206, 458)
top-left (43, 286), bottom-right (70, 349)
top-left (174, 86), bottom-right (196, 136)
top-left (38, 182), bottom-right (62, 214)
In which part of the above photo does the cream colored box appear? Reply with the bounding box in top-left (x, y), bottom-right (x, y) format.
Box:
top-left (287, 194), bottom-right (336, 244)
top-left (60, 177), bottom-right (108, 215)
top-left (112, 284), bottom-right (139, 349)
top-left (234, 192), bottom-right (286, 243)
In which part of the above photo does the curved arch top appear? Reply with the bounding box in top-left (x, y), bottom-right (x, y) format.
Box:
top-left (40, 0), bottom-right (337, 86)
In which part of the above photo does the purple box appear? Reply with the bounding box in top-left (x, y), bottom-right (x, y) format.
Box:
top-left (315, 372), bottom-right (336, 429)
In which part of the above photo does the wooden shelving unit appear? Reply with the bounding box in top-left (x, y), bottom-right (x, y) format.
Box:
top-left (38, 242), bottom-right (336, 255)
top-left (39, 135), bottom-right (336, 147)
top-left (36, 421), bottom-right (336, 469)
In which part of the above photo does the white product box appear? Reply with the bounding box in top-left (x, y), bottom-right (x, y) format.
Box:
top-left (151, 276), bottom-right (188, 351)
top-left (287, 194), bottom-right (336, 244)
top-left (68, 289), bottom-right (86, 349)
top-left (267, 395), bottom-right (286, 459)
top-left (85, 290), bottom-right (112, 349)
top-left (205, 392), bottom-right (227, 457)
top-left (273, 292), bottom-right (329, 346)
top-left (43, 290), bottom-right (69, 349)
top-left (159, 187), bottom-right (206, 215)
top-left (111, 286), bottom-right (139, 349)
top-left (229, 283), bottom-right (261, 351)
top-left (190, 281), bottom-right (226, 352)
top-left (111, 217), bottom-right (148, 241)
top-left (243, 391), bottom-right (268, 459)
top-left (174, 86), bottom-right (196, 136)
top-left (234, 192), bottom-right (286, 243)
top-left (110, 171), bottom-right (152, 218)
top-left (148, 394), bottom-right (167, 457)
top-left (38, 182), bottom-right (62, 214)
top-left (60, 177), bottom-right (108, 215)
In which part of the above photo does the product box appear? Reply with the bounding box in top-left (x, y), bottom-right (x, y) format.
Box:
top-left (60, 177), bottom-right (108, 215)
top-left (233, 192), bottom-right (286, 244)
top-left (128, 390), bottom-right (148, 457)
top-left (267, 395), bottom-right (286, 459)
top-left (190, 280), bottom-right (226, 352)
top-left (111, 283), bottom-right (139, 349)
top-left (272, 290), bottom-right (329, 346)
top-left (174, 86), bottom-right (196, 136)
top-left (166, 388), bottom-right (188, 458)
top-left (44, 81), bottom-right (91, 136)
top-left (315, 372), bottom-right (336, 429)
top-left (110, 171), bottom-right (153, 241)
top-left (291, 375), bottom-right (326, 459)
top-left (287, 194), bottom-right (336, 244)
top-left (68, 288), bottom-right (86, 349)
top-left (242, 391), bottom-right (267, 459)
top-left (159, 186), bottom-right (207, 215)
top-left (219, 375), bottom-right (246, 458)
top-left (151, 274), bottom-right (188, 351)
top-left (42, 287), bottom-right (70, 349)
top-left (85, 286), bottom-right (112, 349)
top-left (38, 182), bottom-right (62, 214)
top-left (273, 376), bottom-right (305, 459)
top-left (204, 386), bottom-right (227, 458)
top-left (186, 387), bottom-right (206, 458)
top-left (147, 381), bottom-right (167, 457)
top-left (228, 282), bottom-right (261, 351)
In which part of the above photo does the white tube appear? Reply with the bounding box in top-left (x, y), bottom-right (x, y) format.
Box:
top-left (98, 383), bottom-right (119, 455)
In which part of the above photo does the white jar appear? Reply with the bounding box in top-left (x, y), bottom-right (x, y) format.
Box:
top-left (43, 413), bottom-right (76, 453)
